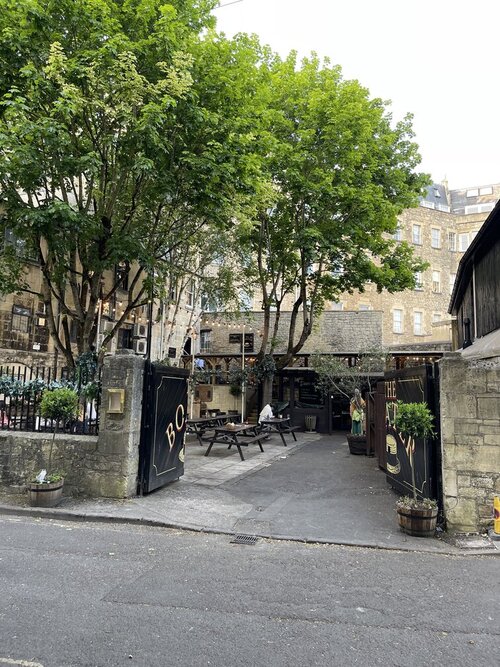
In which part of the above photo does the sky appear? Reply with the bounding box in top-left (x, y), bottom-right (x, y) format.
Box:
top-left (214, 0), bottom-right (499, 190)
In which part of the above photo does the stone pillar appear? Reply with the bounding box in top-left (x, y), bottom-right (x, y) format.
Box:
top-left (93, 351), bottom-right (145, 498)
top-left (439, 352), bottom-right (500, 533)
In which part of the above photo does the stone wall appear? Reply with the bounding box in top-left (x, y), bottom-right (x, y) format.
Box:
top-left (0, 351), bottom-right (145, 498)
top-left (439, 352), bottom-right (500, 532)
top-left (205, 310), bottom-right (384, 356)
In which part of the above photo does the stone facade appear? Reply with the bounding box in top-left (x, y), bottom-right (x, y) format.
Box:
top-left (439, 352), bottom-right (500, 533)
top-left (201, 310), bottom-right (383, 357)
top-left (0, 351), bottom-right (145, 498)
top-left (229, 183), bottom-right (497, 352)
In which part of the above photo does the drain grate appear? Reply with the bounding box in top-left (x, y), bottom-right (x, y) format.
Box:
top-left (230, 534), bottom-right (258, 545)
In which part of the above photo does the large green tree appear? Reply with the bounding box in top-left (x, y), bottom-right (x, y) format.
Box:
top-left (0, 0), bottom-right (256, 367)
top-left (237, 53), bottom-right (429, 396)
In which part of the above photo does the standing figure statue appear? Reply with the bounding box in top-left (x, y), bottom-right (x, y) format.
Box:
top-left (349, 388), bottom-right (366, 435)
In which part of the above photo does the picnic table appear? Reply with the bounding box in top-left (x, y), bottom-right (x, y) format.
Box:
top-left (259, 416), bottom-right (300, 446)
top-left (204, 422), bottom-right (268, 461)
top-left (186, 414), bottom-right (240, 446)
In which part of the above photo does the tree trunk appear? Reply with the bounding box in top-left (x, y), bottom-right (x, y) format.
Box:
top-left (261, 375), bottom-right (273, 408)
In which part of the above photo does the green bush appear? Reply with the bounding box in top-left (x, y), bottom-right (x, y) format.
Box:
top-left (40, 387), bottom-right (80, 424)
top-left (394, 401), bottom-right (435, 440)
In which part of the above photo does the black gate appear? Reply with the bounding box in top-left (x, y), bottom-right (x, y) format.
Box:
top-left (139, 362), bottom-right (189, 494)
top-left (383, 364), bottom-right (441, 501)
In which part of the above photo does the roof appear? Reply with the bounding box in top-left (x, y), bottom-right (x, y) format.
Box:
top-left (460, 328), bottom-right (500, 360)
top-left (421, 184), bottom-right (448, 207)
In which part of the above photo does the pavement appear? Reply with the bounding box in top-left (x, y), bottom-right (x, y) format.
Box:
top-left (1, 430), bottom-right (499, 555)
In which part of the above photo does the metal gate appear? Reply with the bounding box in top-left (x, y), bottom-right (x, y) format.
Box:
top-left (138, 362), bottom-right (189, 494)
top-left (376, 364), bottom-right (441, 501)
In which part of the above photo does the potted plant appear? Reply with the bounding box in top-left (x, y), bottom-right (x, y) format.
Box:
top-left (394, 401), bottom-right (438, 537)
top-left (27, 387), bottom-right (79, 507)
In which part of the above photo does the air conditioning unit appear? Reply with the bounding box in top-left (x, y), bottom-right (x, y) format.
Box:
top-left (100, 320), bottom-right (115, 334)
top-left (133, 323), bottom-right (147, 338)
top-left (133, 338), bottom-right (147, 355)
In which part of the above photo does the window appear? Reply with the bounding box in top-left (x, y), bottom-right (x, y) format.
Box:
top-left (433, 187), bottom-right (441, 198)
top-left (432, 271), bottom-right (441, 293)
top-left (466, 188), bottom-right (479, 197)
top-left (115, 262), bottom-right (129, 291)
top-left (412, 224), bottom-right (422, 245)
top-left (413, 311), bottom-right (423, 335)
top-left (201, 294), bottom-right (218, 312)
top-left (432, 313), bottom-right (442, 324)
top-left (117, 328), bottom-right (132, 350)
top-left (200, 329), bottom-right (212, 353)
top-left (393, 226), bottom-right (402, 241)
top-left (448, 232), bottom-right (456, 251)
top-left (414, 272), bottom-right (423, 290)
top-left (358, 304), bottom-right (371, 311)
top-left (4, 228), bottom-right (36, 261)
top-left (228, 332), bottom-right (253, 353)
top-left (479, 186), bottom-right (493, 195)
top-left (449, 273), bottom-right (456, 292)
top-left (186, 280), bottom-right (195, 308)
top-left (239, 290), bottom-right (252, 309)
top-left (393, 309), bottom-right (403, 334)
top-left (431, 228), bottom-right (441, 249)
top-left (244, 333), bottom-right (254, 352)
top-left (11, 305), bottom-right (31, 333)
top-left (458, 233), bottom-right (469, 252)
top-left (331, 302), bottom-right (343, 311)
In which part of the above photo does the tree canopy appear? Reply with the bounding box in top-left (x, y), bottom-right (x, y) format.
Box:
top-left (0, 3), bottom-right (429, 375)
top-left (0, 0), bottom-right (255, 366)
top-left (236, 53), bottom-right (429, 370)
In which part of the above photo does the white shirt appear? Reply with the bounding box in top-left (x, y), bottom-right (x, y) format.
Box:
top-left (258, 404), bottom-right (274, 423)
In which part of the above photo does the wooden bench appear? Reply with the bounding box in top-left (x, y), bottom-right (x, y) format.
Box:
top-left (280, 425), bottom-right (301, 441)
top-left (204, 433), bottom-right (268, 461)
top-left (260, 423), bottom-right (300, 446)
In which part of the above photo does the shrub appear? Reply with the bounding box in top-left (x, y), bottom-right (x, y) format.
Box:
top-left (40, 387), bottom-right (80, 424)
top-left (394, 401), bottom-right (435, 440)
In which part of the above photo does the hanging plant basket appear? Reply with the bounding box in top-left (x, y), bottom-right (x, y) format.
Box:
top-left (346, 433), bottom-right (367, 455)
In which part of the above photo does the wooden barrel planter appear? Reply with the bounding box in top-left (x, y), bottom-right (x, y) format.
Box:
top-left (346, 433), bottom-right (367, 455)
top-left (396, 504), bottom-right (438, 537)
top-left (27, 479), bottom-right (65, 508)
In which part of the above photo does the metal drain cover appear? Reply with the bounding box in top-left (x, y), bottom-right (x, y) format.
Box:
top-left (230, 534), bottom-right (258, 545)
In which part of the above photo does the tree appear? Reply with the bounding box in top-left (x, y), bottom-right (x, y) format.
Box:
top-left (237, 53), bottom-right (429, 401)
top-left (311, 347), bottom-right (388, 400)
top-left (0, 0), bottom-right (257, 368)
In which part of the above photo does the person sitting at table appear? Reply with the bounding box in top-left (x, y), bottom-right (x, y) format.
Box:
top-left (258, 403), bottom-right (274, 423)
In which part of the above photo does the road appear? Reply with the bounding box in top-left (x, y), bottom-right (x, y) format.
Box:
top-left (0, 515), bottom-right (498, 667)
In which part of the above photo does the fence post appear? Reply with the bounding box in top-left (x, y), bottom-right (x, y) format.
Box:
top-left (95, 351), bottom-right (145, 498)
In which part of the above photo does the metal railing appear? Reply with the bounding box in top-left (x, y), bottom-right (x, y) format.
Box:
top-left (0, 365), bottom-right (101, 435)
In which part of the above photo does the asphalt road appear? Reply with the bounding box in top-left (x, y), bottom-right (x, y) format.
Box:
top-left (0, 515), bottom-right (499, 667)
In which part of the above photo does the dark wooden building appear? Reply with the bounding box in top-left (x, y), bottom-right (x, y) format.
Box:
top-left (450, 201), bottom-right (500, 349)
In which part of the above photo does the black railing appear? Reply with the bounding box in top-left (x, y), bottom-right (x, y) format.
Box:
top-left (0, 365), bottom-right (101, 435)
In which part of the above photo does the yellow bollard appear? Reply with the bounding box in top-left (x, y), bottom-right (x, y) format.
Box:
top-left (494, 496), bottom-right (500, 535)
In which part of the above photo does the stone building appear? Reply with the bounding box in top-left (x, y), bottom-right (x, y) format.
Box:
top-left (225, 182), bottom-right (499, 353)
top-left (336, 182), bottom-right (499, 349)
top-left (1, 181), bottom-right (498, 374)
top-left (440, 201), bottom-right (500, 533)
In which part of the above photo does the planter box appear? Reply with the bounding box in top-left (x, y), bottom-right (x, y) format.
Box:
top-left (346, 433), bottom-right (367, 455)
top-left (396, 504), bottom-right (438, 537)
top-left (27, 479), bottom-right (64, 508)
